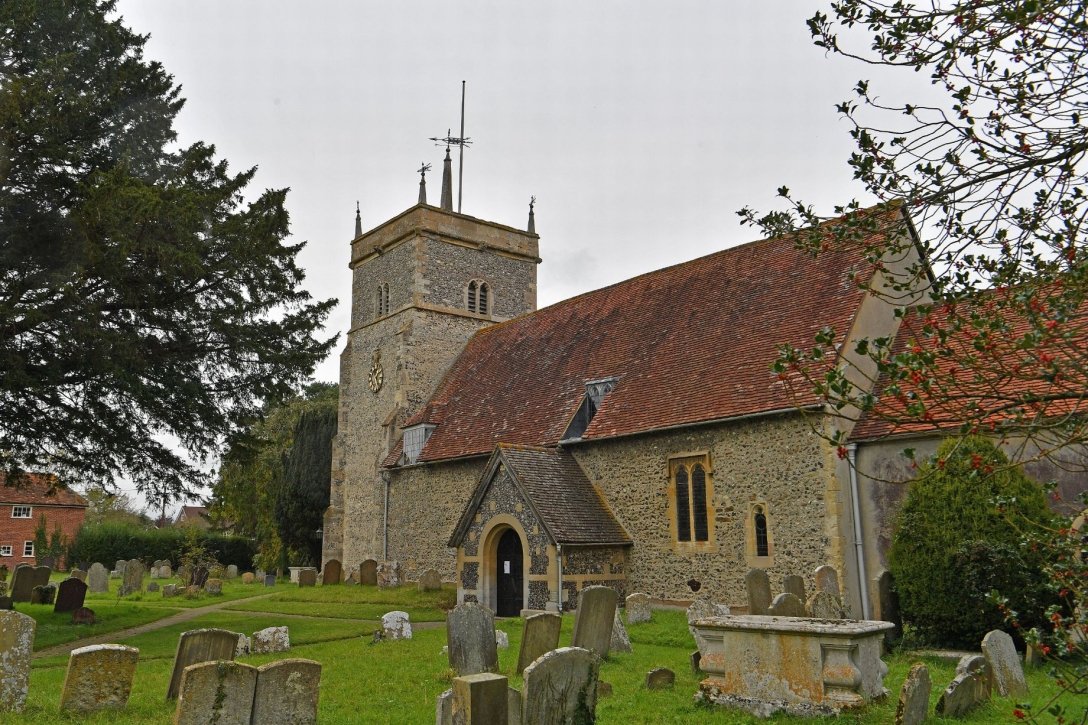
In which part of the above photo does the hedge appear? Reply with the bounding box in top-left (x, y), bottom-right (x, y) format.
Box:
top-left (67, 522), bottom-right (257, 569)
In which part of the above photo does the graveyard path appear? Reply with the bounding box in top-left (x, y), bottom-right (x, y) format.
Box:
top-left (31, 593), bottom-right (447, 660)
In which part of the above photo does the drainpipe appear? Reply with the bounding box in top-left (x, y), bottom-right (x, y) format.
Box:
top-left (556, 544), bottom-right (564, 611)
top-left (847, 443), bottom-right (871, 619)
top-left (382, 473), bottom-right (390, 561)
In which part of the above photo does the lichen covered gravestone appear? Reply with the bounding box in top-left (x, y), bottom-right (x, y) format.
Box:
top-left (59, 644), bottom-right (139, 713)
top-left (745, 568), bottom-right (772, 615)
top-left (166, 628), bottom-right (239, 699)
top-left (0, 610), bottom-right (35, 712)
top-left (382, 610), bottom-right (412, 640)
top-left (250, 626), bottom-right (290, 654)
top-left (610, 611), bottom-right (632, 653)
top-left (87, 563), bottom-right (109, 594)
top-left (516, 612), bottom-right (561, 675)
top-left (686, 596), bottom-right (729, 649)
top-left (806, 590), bottom-right (845, 620)
top-left (982, 629), bottom-right (1028, 697)
top-left (813, 565), bottom-right (841, 598)
top-left (447, 602), bottom-right (497, 676)
top-left (894, 662), bottom-right (931, 725)
top-left (251, 658), bottom-right (322, 725)
top-left (174, 660), bottom-right (257, 725)
top-left (626, 592), bottom-right (652, 624)
top-left (571, 586), bottom-right (618, 659)
top-left (377, 560), bottom-right (401, 588)
top-left (521, 647), bottom-right (598, 725)
top-left (936, 654), bottom-right (991, 717)
top-left (120, 560), bottom-right (143, 596)
top-left (767, 592), bottom-right (806, 618)
top-left (783, 574), bottom-right (806, 602)
top-left (418, 568), bottom-right (442, 591)
top-left (241, 572), bottom-right (255, 584)
top-left (204, 578), bottom-right (222, 595)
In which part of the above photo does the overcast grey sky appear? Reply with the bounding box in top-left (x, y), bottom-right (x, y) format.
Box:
top-left (110, 0), bottom-right (932, 509)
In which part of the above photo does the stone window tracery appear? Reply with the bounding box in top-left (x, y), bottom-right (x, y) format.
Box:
top-left (375, 283), bottom-right (390, 317)
top-left (745, 501), bottom-right (775, 564)
top-left (669, 454), bottom-right (713, 549)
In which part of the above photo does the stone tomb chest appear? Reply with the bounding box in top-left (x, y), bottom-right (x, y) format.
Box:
top-left (693, 615), bottom-right (893, 717)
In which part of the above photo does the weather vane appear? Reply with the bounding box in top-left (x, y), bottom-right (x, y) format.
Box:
top-left (417, 162), bottom-right (432, 179)
top-left (428, 81), bottom-right (471, 213)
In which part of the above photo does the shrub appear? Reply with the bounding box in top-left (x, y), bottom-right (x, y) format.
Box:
top-left (67, 522), bottom-right (256, 569)
top-left (888, 436), bottom-right (1055, 648)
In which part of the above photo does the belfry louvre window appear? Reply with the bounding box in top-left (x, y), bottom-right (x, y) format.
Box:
top-left (670, 456), bottom-right (711, 544)
top-left (466, 280), bottom-right (490, 314)
top-left (375, 283), bottom-right (390, 316)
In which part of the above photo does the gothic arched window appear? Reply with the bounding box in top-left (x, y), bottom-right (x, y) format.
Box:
top-left (754, 506), bottom-right (769, 557)
top-left (669, 455), bottom-right (712, 546)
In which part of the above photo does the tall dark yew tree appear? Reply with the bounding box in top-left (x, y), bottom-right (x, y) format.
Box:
top-left (276, 403), bottom-right (337, 565)
top-left (0, 0), bottom-right (336, 496)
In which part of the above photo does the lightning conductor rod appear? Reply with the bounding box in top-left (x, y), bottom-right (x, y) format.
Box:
top-left (457, 80), bottom-right (466, 214)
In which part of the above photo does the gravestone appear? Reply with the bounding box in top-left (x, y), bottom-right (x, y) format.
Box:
top-left (686, 596), bottom-right (729, 648)
top-left (768, 592), bottom-right (806, 617)
top-left (114, 560), bottom-right (127, 576)
top-left (120, 559), bottom-right (143, 596)
top-left (54, 577), bottom-right (88, 614)
top-left (360, 559), bottom-right (378, 585)
top-left (690, 650), bottom-right (702, 675)
top-left (418, 568), bottom-right (441, 591)
top-left (9, 565), bottom-right (34, 603)
top-left (610, 611), bottom-right (632, 653)
top-left (37, 556), bottom-right (55, 569)
top-left (190, 565), bottom-right (209, 588)
top-left (241, 572), bottom-right (255, 584)
top-left (645, 667), bottom-right (675, 689)
top-left (70, 568), bottom-right (86, 582)
top-left (150, 564), bottom-right (160, 579)
top-left (251, 658), bottom-right (322, 725)
top-left (516, 612), bottom-right (562, 675)
top-left (521, 647), bottom-right (598, 725)
top-left (894, 662), bottom-right (931, 725)
top-left (875, 570), bottom-right (903, 644)
top-left (982, 629), bottom-right (1028, 697)
top-left (71, 607), bottom-right (96, 625)
top-left (571, 586), bottom-right (618, 658)
top-left (814, 565), bottom-right (841, 598)
top-left (175, 565), bottom-right (188, 583)
top-left (87, 563), bottom-right (109, 593)
top-left (936, 654), bottom-right (992, 717)
top-left (452, 672), bottom-right (508, 725)
top-left (185, 585), bottom-right (201, 597)
top-left (806, 590), bottom-right (845, 619)
top-left (31, 584), bottom-right (55, 605)
top-left (322, 559), bottom-right (342, 585)
top-left (166, 627), bottom-right (239, 699)
top-left (0, 564), bottom-right (7, 581)
top-left (377, 560), bottom-right (401, 587)
top-left (251, 625), bottom-right (290, 654)
top-left (162, 584), bottom-right (177, 598)
top-left (745, 568), bottom-right (772, 615)
top-left (436, 688), bottom-right (454, 725)
top-left (205, 578), bottom-right (222, 595)
top-left (235, 633), bottom-right (250, 657)
top-left (147, 582), bottom-right (159, 592)
top-left (30, 565), bottom-right (49, 590)
top-left (626, 592), bottom-right (652, 624)
top-left (264, 573), bottom-right (276, 587)
top-left (0, 610), bottom-right (35, 712)
top-left (174, 660), bottom-right (257, 725)
top-left (382, 610), bottom-right (412, 640)
top-left (160, 564), bottom-right (172, 579)
top-left (59, 644), bottom-right (139, 713)
top-left (447, 602), bottom-right (498, 675)
top-left (225, 564), bottom-right (238, 579)
top-left (496, 629), bottom-right (509, 650)
top-left (783, 574), bottom-right (806, 601)
top-left (298, 569), bottom-right (317, 587)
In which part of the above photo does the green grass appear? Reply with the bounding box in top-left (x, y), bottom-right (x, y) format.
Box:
top-left (20, 600), bottom-right (180, 652)
top-left (6, 591), bottom-right (1081, 724)
top-left (224, 581), bottom-right (457, 621)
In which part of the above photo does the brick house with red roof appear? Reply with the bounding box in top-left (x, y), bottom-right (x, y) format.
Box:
top-left (0, 473), bottom-right (87, 568)
top-left (322, 176), bottom-right (929, 615)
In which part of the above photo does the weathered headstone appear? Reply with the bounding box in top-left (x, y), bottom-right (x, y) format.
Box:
top-left (120, 559), bottom-right (143, 596)
top-left (70, 568), bottom-right (86, 582)
top-left (894, 662), bottom-right (931, 725)
top-left (875, 570), bottom-right (903, 644)
top-left (59, 644), bottom-right (139, 713)
top-left (190, 565), bottom-right (209, 588)
top-left (147, 581), bottom-right (160, 592)
top-left (251, 625), bottom-right (290, 654)
top-left (166, 628), bottom-right (239, 699)
top-left (162, 584), bottom-right (178, 598)
top-left (377, 560), bottom-right (401, 587)
top-left (814, 565), bottom-right (841, 598)
top-left (174, 660), bottom-right (257, 725)
top-left (447, 602), bottom-right (498, 676)
top-left (936, 654), bottom-right (992, 718)
top-left (436, 688), bottom-right (454, 725)
top-left (610, 611), bottom-right (632, 653)
top-left (264, 573), bottom-right (276, 587)
top-left (114, 559), bottom-right (127, 576)
top-left (686, 596), bottom-right (729, 648)
top-left (54, 577), bottom-right (88, 614)
top-left (745, 568), bottom-right (772, 615)
top-left (521, 647), bottom-right (598, 725)
top-left (452, 672), bottom-right (509, 725)
top-left (768, 592), bottom-right (806, 618)
top-left (322, 559), bottom-right (342, 585)
top-left (31, 584), bottom-right (55, 605)
top-left (690, 649), bottom-right (702, 675)
top-left (571, 585), bottom-right (618, 658)
top-left (159, 564), bottom-right (172, 579)
top-left (234, 633), bottom-right (250, 656)
top-left (225, 564), bottom-right (238, 579)
top-left (205, 578), bottom-right (222, 595)
top-left (251, 658), bottom-right (322, 725)
top-left (71, 607), bottom-right (96, 625)
top-left (982, 629), bottom-right (1028, 697)
top-left (185, 585), bottom-right (202, 597)
top-left (9, 565), bottom-right (33, 603)
top-left (382, 610), bottom-right (412, 640)
top-left (87, 563), bottom-right (109, 594)
top-left (360, 559), bottom-right (378, 586)
top-left (418, 568), bottom-right (441, 591)
top-left (175, 565), bottom-right (188, 583)
top-left (516, 612), bottom-right (562, 675)
top-left (241, 572), bottom-right (255, 584)
top-left (298, 569), bottom-right (317, 587)
top-left (0, 610), bottom-right (35, 712)
top-left (625, 592), bottom-right (652, 624)
top-left (645, 667), bottom-right (675, 689)
top-left (806, 590), bottom-right (845, 619)
top-left (783, 574), bottom-right (806, 601)
top-left (496, 629), bottom-right (509, 650)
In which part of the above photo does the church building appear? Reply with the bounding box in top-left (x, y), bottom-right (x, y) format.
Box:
top-left (322, 152), bottom-right (928, 617)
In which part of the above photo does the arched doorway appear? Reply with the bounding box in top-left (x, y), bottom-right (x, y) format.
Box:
top-left (495, 528), bottom-right (524, 616)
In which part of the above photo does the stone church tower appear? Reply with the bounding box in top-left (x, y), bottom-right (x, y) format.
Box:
top-left (322, 154), bottom-right (540, 571)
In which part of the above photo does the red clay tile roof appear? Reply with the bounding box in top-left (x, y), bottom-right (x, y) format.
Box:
top-left (448, 445), bottom-right (631, 546)
top-left (0, 472), bottom-right (87, 507)
top-left (405, 205), bottom-right (908, 464)
top-left (851, 286), bottom-right (1088, 441)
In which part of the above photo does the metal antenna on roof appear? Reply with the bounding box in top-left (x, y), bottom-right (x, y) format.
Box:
top-left (428, 81), bottom-right (471, 213)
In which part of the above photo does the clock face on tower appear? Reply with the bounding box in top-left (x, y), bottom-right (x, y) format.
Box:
top-left (368, 349), bottom-right (383, 393)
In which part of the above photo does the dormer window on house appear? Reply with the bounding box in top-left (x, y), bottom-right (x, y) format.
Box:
top-left (375, 283), bottom-right (390, 317)
top-left (467, 280), bottom-right (490, 315)
top-left (562, 377), bottom-right (618, 440)
top-left (403, 423), bottom-right (436, 465)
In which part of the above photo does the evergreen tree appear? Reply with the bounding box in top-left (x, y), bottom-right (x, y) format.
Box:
top-left (276, 403), bottom-right (337, 565)
top-left (0, 0), bottom-right (336, 495)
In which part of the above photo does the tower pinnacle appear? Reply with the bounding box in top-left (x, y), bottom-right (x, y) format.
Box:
top-left (354, 201), bottom-right (362, 238)
top-left (527, 196), bottom-right (536, 234)
top-left (440, 146), bottom-right (454, 211)
top-left (417, 162), bottom-right (431, 205)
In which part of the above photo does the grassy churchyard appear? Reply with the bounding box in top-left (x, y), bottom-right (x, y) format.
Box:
top-left (3, 574), bottom-right (1074, 723)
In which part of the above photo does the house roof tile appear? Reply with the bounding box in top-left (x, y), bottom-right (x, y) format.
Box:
top-left (0, 472), bottom-right (87, 507)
